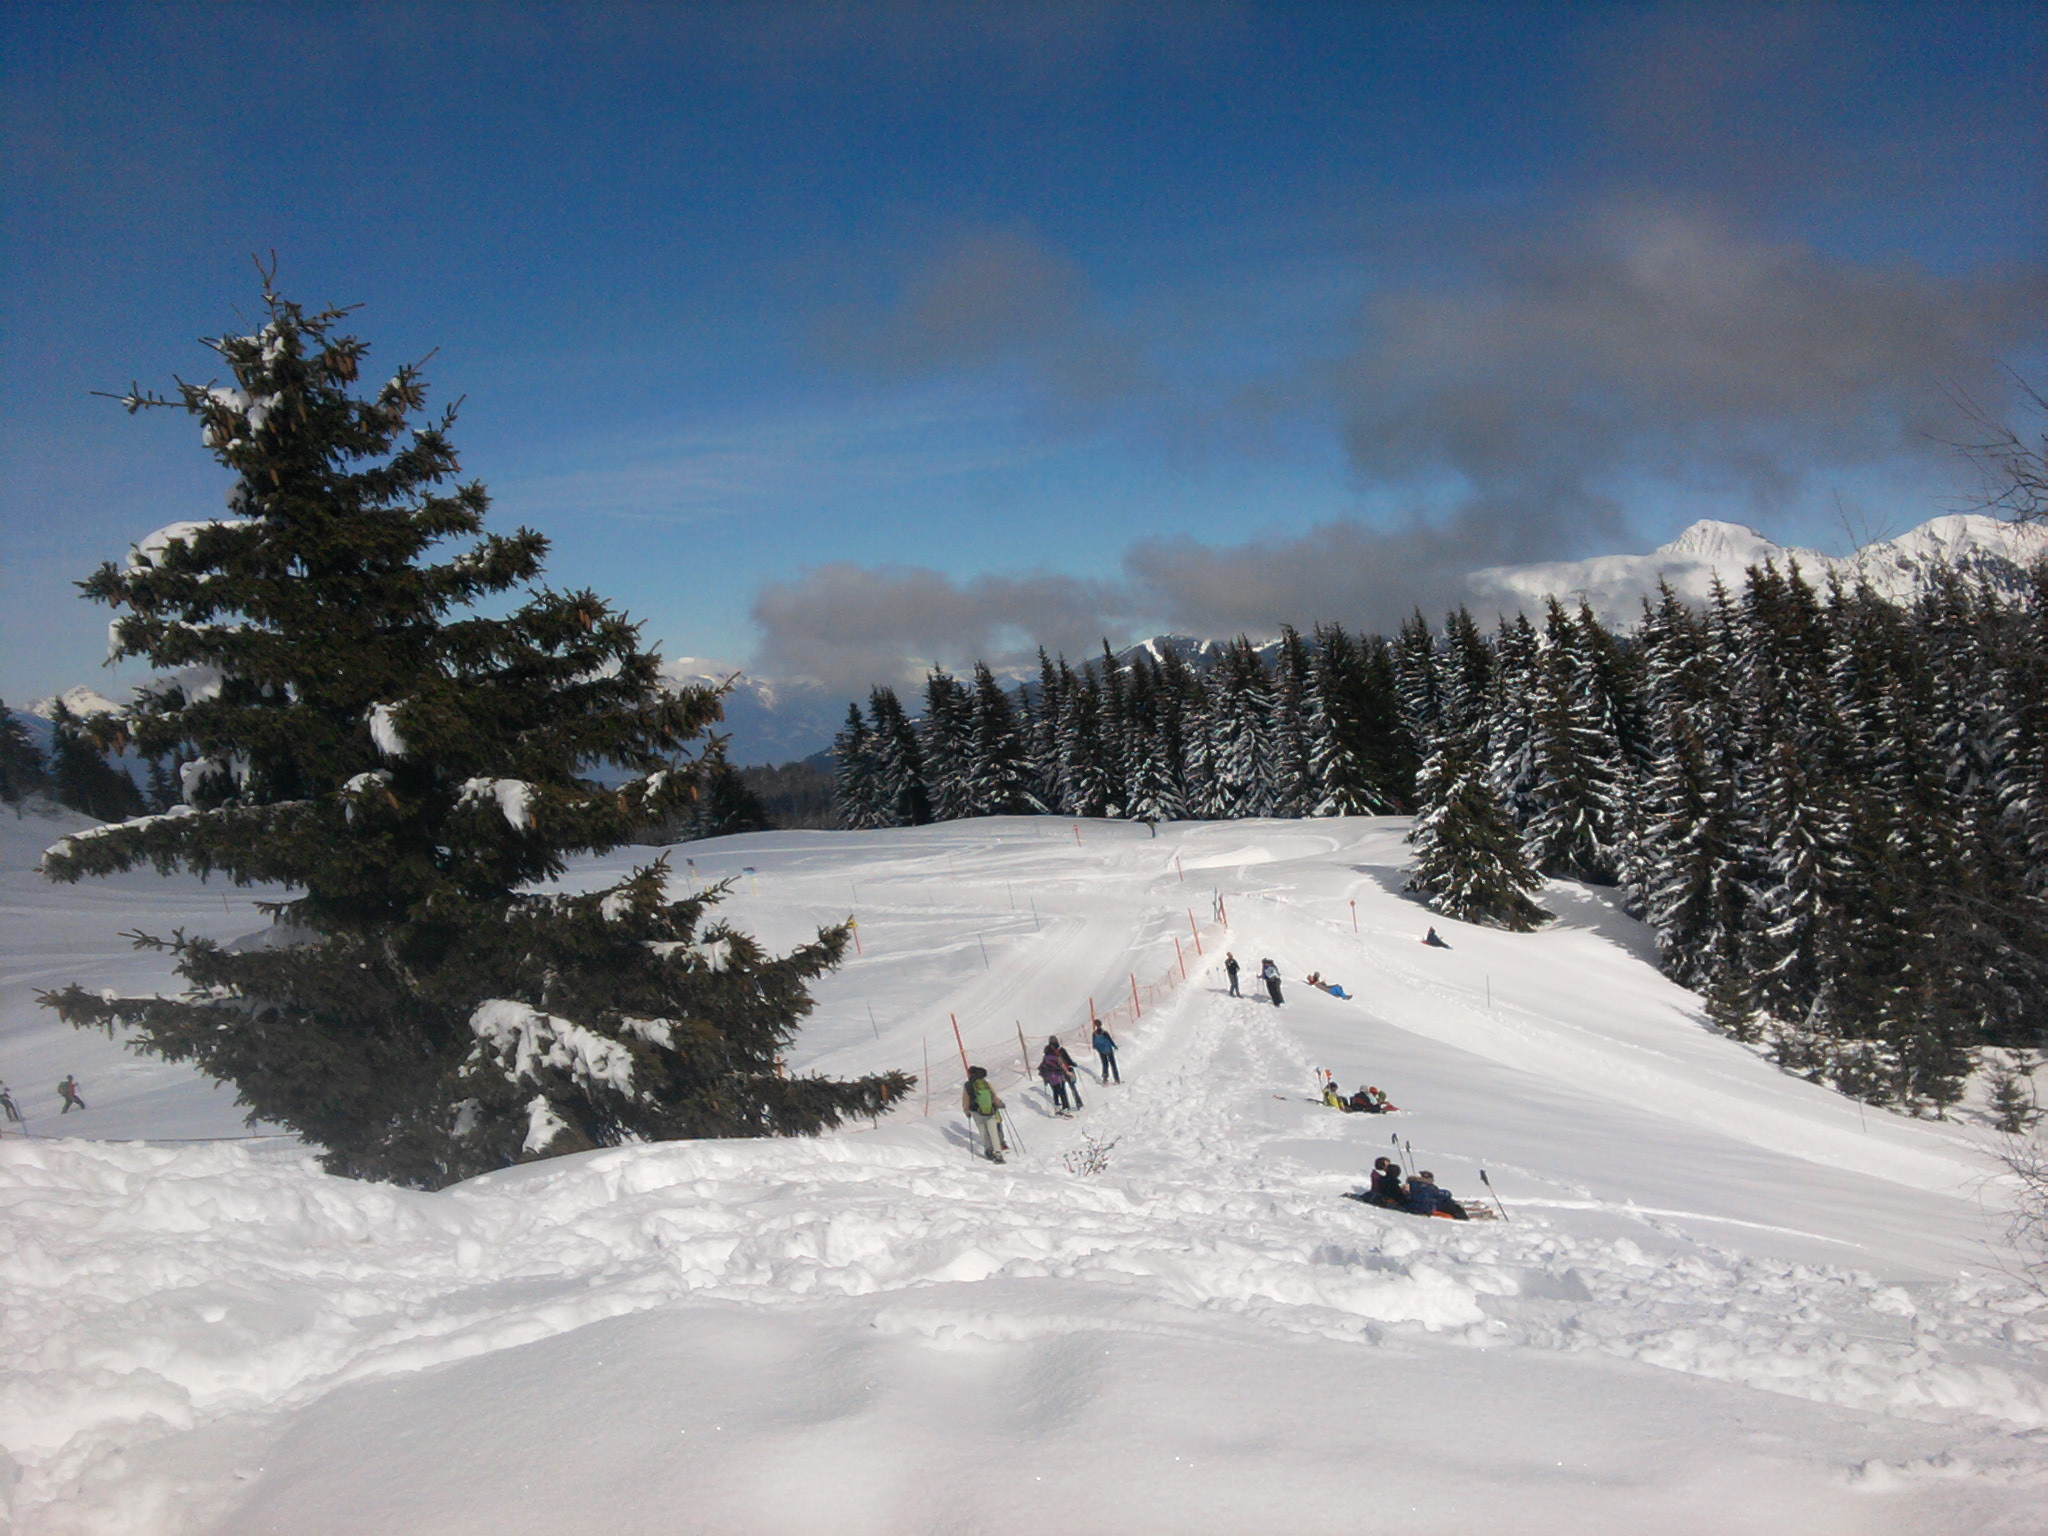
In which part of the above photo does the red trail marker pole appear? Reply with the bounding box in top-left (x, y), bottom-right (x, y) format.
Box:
top-left (1350, 900), bottom-right (1357, 933)
top-left (950, 1014), bottom-right (971, 1076)
top-left (1188, 909), bottom-right (1203, 955)
top-left (1130, 973), bottom-right (1142, 1019)
top-left (850, 916), bottom-right (862, 956)
top-left (1073, 823), bottom-right (1082, 846)
top-left (1174, 934), bottom-right (1186, 978)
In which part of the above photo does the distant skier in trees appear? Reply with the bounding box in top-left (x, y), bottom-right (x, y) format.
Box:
top-left (1091, 1019), bottom-right (1120, 1083)
top-left (961, 1066), bottom-right (1006, 1163)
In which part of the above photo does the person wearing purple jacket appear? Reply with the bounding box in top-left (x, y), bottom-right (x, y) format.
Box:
top-left (1040, 1036), bottom-right (1083, 1114)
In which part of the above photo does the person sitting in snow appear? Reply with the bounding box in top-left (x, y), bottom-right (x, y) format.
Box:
top-left (961, 1066), bottom-right (1007, 1163)
top-left (1369, 1160), bottom-right (1405, 1206)
top-left (1406, 1170), bottom-right (1469, 1220)
top-left (1322, 1079), bottom-right (1347, 1109)
top-left (1422, 927), bottom-right (1450, 948)
top-left (1348, 1085), bottom-right (1394, 1114)
top-left (1040, 1036), bottom-right (1084, 1115)
top-left (1368, 1158), bottom-right (1403, 1204)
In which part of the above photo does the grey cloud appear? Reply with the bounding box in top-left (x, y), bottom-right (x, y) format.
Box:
top-left (1330, 201), bottom-right (2046, 521)
top-left (751, 562), bottom-right (1131, 695)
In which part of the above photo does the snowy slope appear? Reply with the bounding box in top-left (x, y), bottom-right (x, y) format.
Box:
top-left (1470, 512), bottom-right (2048, 626)
top-left (4, 813), bottom-right (2047, 1535)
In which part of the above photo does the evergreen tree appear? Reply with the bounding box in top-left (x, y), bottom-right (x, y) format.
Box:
top-left (1407, 610), bottom-right (1547, 931)
top-left (866, 686), bottom-right (932, 827)
top-left (48, 702), bottom-right (147, 823)
top-left (0, 699), bottom-right (48, 807)
top-left (1208, 637), bottom-right (1277, 818)
top-left (1520, 600), bottom-right (1628, 884)
top-left (918, 667), bottom-right (975, 821)
top-left (1268, 626), bottom-right (1315, 817)
top-left (39, 283), bottom-right (909, 1186)
top-left (832, 704), bottom-right (884, 830)
top-left (966, 662), bottom-right (1039, 815)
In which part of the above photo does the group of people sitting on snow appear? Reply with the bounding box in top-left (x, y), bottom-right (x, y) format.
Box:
top-left (1317, 1070), bottom-right (1394, 1114)
top-left (1365, 1157), bottom-right (1470, 1220)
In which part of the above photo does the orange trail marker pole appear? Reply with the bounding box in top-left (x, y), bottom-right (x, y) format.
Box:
top-left (850, 917), bottom-right (862, 956)
top-left (1176, 855), bottom-right (1184, 882)
top-left (1350, 900), bottom-right (1357, 933)
top-left (1017, 1023), bottom-right (1032, 1080)
top-left (1130, 973), bottom-right (1142, 1019)
top-left (1073, 823), bottom-right (1082, 846)
top-left (1188, 909), bottom-right (1202, 955)
top-left (1174, 935), bottom-right (1186, 978)
top-left (950, 1014), bottom-right (970, 1076)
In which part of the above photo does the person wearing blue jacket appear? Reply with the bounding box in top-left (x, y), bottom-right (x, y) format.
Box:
top-left (1406, 1171), bottom-right (1470, 1220)
top-left (1090, 1019), bottom-right (1120, 1083)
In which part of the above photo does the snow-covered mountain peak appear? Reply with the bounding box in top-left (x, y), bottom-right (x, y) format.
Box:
top-left (28, 684), bottom-right (124, 720)
top-left (1654, 519), bottom-right (1785, 564)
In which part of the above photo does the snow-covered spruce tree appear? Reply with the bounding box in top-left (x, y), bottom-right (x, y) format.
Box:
top-left (1407, 609), bottom-right (1548, 931)
top-left (40, 285), bottom-right (909, 1186)
top-left (0, 699), bottom-right (50, 808)
top-left (48, 701), bottom-right (147, 823)
top-left (965, 662), bottom-right (1040, 815)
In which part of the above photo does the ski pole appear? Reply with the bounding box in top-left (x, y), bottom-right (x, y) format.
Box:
top-left (1002, 1109), bottom-right (1026, 1157)
top-left (1480, 1168), bottom-right (1509, 1222)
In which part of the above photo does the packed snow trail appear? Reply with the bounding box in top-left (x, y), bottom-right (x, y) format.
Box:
top-left (4, 812), bottom-right (2047, 1533)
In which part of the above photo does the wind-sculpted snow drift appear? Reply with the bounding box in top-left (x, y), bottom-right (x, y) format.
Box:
top-left (3, 812), bottom-right (2046, 1534)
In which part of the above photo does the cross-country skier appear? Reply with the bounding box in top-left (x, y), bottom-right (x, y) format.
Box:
top-left (1091, 1019), bottom-right (1120, 1083)
top-left (962, 1067), bottom-right (1007, 1162)
top-left (1040, 1036), bottom-right (1084, 1114)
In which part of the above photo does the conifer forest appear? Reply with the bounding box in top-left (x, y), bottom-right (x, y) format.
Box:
top-left (834, 567), bottom-right (2048, 1114)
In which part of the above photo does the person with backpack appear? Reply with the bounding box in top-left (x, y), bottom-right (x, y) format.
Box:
top-left (1090, 1019), bottom-right (1120, 1084)
top-left (1040, 1036), bottom-right (1083, 1115)
top-left (961, 1066), bottom-right (1007, 1163)
top-left (1260, 958), bottom-right (1283, 1006)
top-left (58, 1074), bottom-right (86, 1114)
top-left (1224, 952), bottom-right (1241, 997)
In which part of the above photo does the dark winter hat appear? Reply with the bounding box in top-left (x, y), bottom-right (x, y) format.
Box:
top-left (1373, 1157), bottom-right (1389, 1170)
top-left (1046, 1035), bottom-right (1060, 1047)
top-left (967, 1065), bottom-right (986, 1079)
top-left (1418, 1171), bottom-right (1435, 1181)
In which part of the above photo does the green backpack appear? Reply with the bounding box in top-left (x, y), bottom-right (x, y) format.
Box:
top-left (970, 1078), bottom-right (997, 1115)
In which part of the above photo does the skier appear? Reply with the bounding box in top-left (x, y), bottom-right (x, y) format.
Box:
top-left (1091, 1019), bottom-right (1120, 1084)
top-left (1040, 1036), bottom-right (1084, 1115)
top-left (58, 1074), bottom-right (86, 1114)
top-left (1224, 952), bottom-right (1241, 997)
top-left (961, 1066), bottom-right (1007, 1163)
top-left (1422, 927), bottom-right (1450, 949)
top-left (1260, 958), bottom-right (1283, 1006)
top-left (0, 1082), bottom-right (20, 1124)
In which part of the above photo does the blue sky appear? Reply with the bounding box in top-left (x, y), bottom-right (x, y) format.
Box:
top-left (4, 3), bottom-right (2043, 702)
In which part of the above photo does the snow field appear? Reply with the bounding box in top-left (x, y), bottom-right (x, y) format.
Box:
top-left (4, 812), bottom-right (2048, 1532)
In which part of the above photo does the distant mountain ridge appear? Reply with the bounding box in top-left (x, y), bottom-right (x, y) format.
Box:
top-left (1468, 513), bottom-right (2048, 628)
top-left (24, 515), bottom-right (2045, 768)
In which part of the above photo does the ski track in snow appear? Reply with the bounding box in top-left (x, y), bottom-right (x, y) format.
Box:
top-left (4, 813), bottom-right (2048, 1533)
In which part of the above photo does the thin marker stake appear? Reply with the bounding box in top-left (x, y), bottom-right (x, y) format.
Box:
top-left (977, 933), bottom-right (991, 970)
top-left (867, 1002), bottom-right (879, 1041)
